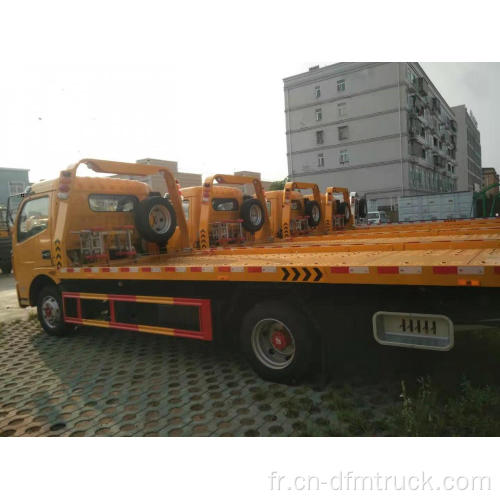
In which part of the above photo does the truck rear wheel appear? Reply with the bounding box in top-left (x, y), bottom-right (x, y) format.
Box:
top-left (240, 301), bottom-right (313, 383)
top-left (37, 285), bottom-right (72, 336)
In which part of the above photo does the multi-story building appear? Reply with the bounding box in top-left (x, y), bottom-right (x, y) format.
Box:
top-left (283, 62), bottom-right (458, 212)
top-left (482, 167), bottom-right (499, 197)
top-left (0, 167), bottom-right (30, 207)
top-left (451, 105), bottom-right (482, 191)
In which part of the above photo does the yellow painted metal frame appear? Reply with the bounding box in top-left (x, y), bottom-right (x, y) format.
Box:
top-left (282, 182), bottom-right (325, 238)
top-left (325, 186), bottom-right (353, 229)
top-left (198, 174), bottom-right (271, 249)
top-left (53, 159), bottom-right (190, 269)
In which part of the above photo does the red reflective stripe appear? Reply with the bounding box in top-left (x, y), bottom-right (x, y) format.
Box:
top-left (76, 297), bottom-right (82, 320)
top-left (141, 267), bottom-right (151, 272)
top-left (248, 266), bottom-right (262, 273)
top-left (119, 267), bottom-right (130, 272)
top-left (190, 266), bottom-right (202, 272)
top-left (83, 268), bottom-right (92, 273)
top-left (218, 266), bottom-right (231, 272)
top-left (163, 267), bottom-right (176, 272)
top-left (433, 266), bottom-right (458, 274)
top-left (377, 266), bottom-right (399, 274)
top-left (109, 300), bottom-right (116, 322)
top-left (67, 268), bottom-right (74, 273)
top-left (330, 267), bottom-right (349, 273)
top-left (101, 267), bottom-right (111, 273)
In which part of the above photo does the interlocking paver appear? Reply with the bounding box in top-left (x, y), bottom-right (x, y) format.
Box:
top-left (0, 318), bottom-right (403, 436)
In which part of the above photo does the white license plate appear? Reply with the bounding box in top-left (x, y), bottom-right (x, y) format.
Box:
top-left (373, 311), bottom-right (454, 351)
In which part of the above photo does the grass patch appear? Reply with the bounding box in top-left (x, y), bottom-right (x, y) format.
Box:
top-left (390, 377), bottom-right (500, 436)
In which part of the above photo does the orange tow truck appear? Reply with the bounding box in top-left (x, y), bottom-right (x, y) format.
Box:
top-left (11, 159), bottom-right (500, 383)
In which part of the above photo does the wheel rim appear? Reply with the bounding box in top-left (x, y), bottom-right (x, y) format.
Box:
top-left (149, 205), bottom-right (172, 234)
top-left (311, 205), bottom-right (320, 223)
top-left (251, 318), bottom-right (296, 369)
top-left (249, 204), bottom-right (263, 226)
top-left (42, 296), bottom-right (60, 328)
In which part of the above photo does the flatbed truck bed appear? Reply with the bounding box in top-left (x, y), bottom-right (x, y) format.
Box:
top-left (12, 159), bottom-right (500, 383)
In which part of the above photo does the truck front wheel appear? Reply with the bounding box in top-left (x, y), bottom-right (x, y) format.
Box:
top-left (240, 301), bottom-right (313, 383)
top-left (37, 285), bottom-right (71, 336)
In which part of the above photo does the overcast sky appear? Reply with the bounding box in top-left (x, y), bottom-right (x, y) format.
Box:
top-left (0, 2), bottom-right (498, 184)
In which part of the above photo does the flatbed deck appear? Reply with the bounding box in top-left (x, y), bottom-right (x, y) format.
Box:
top-left (59, 245), bottom-right (500, 288)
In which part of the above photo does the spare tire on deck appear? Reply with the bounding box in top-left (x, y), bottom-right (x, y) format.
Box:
top-left (304, 199), bottom-right (321, 227)
top-left (240, 198), bottom-right (265, 233)
top-left (134, 196), bottom-right (177, 244)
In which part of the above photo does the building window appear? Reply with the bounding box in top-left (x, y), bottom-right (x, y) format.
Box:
top-left (337, 79), bottom-right (345, 92)
top-left (337, 102), bottom-right (347, 117)
top-left (317, 153), bottom-right (325, 167)
top-left (338, 126), bottom-right (349, 141)
top-left (315, 108), bottom-right (322, 121)
top-left (314, 86), bottom-right (321, 98)
top-left (339, 150), bottom-right (349, 164)
top-left (8, 181), bottom-right (25, 196)
top-left (316, 130), bottom-right (324, 145)
top-left (406, 67), bottom-right (417, 85)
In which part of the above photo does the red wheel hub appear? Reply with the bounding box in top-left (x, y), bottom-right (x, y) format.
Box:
top-left (271, 330), bottom-right (290, 351)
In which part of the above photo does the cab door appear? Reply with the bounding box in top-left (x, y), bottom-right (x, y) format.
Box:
top-left (13, 194), bottom-right (53, 299)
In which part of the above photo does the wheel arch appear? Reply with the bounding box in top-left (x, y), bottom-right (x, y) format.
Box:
top-left (29, 274), bottom-right (58, 306)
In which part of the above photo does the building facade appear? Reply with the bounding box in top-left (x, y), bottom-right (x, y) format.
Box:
top-left (0, 167), bottom-right (30, 207)
top-left (451, 105), bottom-right (482, 191)
top-left (482, 167), bottom-right (499, 197)
top-left (112, 158), bottom-right (202, 192)
top-left (283, 62), bottom-right (458, 212)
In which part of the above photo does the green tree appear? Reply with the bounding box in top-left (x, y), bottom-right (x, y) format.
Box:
top-left (268, 177), bottom-right (289, 191)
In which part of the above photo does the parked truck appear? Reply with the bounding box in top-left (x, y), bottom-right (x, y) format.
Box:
top-left (0, 206), bottom-right (12, 274)
top-left (11, 159), bottom-right (500, 383)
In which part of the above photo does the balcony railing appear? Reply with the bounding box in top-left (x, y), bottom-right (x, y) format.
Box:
top-left (417, 77), bottom-right (429, 96)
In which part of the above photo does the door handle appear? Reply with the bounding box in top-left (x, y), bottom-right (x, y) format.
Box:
top-left (41, 250), bottom-right (51, 259)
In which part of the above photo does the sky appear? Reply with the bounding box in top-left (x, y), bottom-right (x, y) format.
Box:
top-left (0, 2), bottom-right (498, 185)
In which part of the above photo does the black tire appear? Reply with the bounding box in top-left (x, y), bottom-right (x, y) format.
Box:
top-left (338, 202), bottom-right (351, 224)
top-left (305, 200), bottom-right (321, 227)
top-left (358, 198), bottom-right (368, 219)
top-left (240, 199), bottom-right (265, 233)
top-left (37, 285), bottom-right (71, 336)
top-left (1, 262), bottom-right (12, 274)
top-left (240, 300), bottom-right (313, 383)
top-left (134, 196), bottom-right (177, 244)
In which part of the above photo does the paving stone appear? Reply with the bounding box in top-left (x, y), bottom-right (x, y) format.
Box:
top-left (0, 318), bottom-right (398, 437)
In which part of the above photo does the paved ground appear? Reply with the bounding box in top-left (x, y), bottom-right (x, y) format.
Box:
top-left (0, 317), bottom-right (401, 437)
top-left (0, 273), bottom-right (35, 323)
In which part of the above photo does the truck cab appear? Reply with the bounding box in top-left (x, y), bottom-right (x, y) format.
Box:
top-left (172, 174), bottom-right (271, 249)
top-left (171, 185), bottom-right (247, 248)
top-left (367, 210), bottom-right (388, 225)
